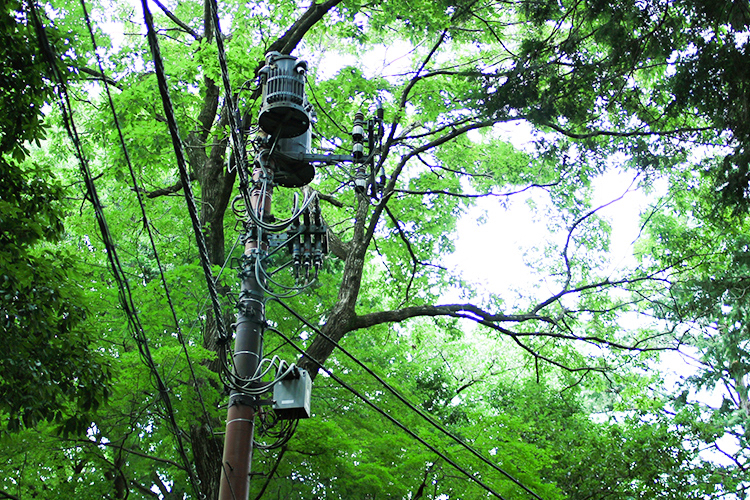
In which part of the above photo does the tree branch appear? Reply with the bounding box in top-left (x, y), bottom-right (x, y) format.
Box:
top-left (532, 180), bottom-right (638, 312)
top-left (268, 0), bottom-right (344, 55)
top-left (384, 204), bottom-right (419, 303)
top-left (142, 172), bottom-right (197, 198)
top-left (153, 0), bottom-right (200, 39)
top-left (131, 481), bottom-right (160, 498)
top-left (0, 490), bottom-right (20, 500)
top-left (316, 191), bottom-right (345, 207)
top-left (75, 439), bottom-right (188, 470)
top-left (253, 445), bottom-right (287, 500)
top-left (352, 303), bottom-right (555, 331)
top-left (326, 227), bottom-right (349, 260)
top-left (540, 121), bottom-right (712, 140)
top-left (71, 65), bottom-right (121, 88)
top-left (395, 188), bottom-right (505, 199)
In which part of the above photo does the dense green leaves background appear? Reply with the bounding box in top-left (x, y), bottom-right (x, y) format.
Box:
top-left (4, 0), bottom-right (750, 498)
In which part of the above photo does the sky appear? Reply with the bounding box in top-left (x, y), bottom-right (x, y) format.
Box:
top-left (91, 0), bottom-right (743, 469)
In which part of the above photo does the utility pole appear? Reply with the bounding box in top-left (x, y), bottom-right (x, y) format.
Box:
top-left (218, 51), bottom-right (312, 500)
top-left (218, 154), bottom-right (273, 500)
top-left (217, 51), bottom-right (385, 500)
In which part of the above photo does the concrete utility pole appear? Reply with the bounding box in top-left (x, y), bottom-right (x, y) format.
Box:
top-left (216, 50), bottom-right (384, 500)
top-left (218, 155), bottom-right (273, 500)
top-left (218, 51), bottom-right (312, 500)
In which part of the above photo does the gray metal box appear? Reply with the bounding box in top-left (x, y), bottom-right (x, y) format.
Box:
top-left (273, 369), bottom-right (312, 420)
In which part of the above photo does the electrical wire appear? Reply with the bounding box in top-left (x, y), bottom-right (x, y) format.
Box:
top-left (273, 298), bottom-right (546, 500)
top-left (206, 0), bottom-right (255, 214)
top-left (139, 0), bottom-right (229, 345)
top-left (29, 3), bottom-right (203, 497)
top-left (270, 326), bottom-right (510, 500)
top-left (254, 412), bottom-right (298, 450)
top-left (78, 0), bottom-right (221, 469)
top-left (202, 1), bottom-right (513, 494)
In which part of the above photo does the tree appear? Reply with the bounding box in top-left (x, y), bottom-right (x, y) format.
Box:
top-left (0, 0), bottom-right (110, 434)
top-left (5, 0), bottom-right (750, 498)
top-left (636, 166), bottom-right (750, 497)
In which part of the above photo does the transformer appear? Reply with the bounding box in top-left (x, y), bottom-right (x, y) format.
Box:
top-left (273, 128), bottom-right (315, 188)
top-left (258, 52), bottom-right (310, 139)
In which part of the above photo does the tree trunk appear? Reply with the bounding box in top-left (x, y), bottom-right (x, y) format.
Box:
top-left (183, 75), bottom-right (236, 500)
top-left (299, 195), bottom-right (370, 379)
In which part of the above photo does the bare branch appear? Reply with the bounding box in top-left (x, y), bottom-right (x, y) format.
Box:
top-left (268, 0), bottom-right (344, 55)
top-left (540, 120), bottom-right (712, 140)
top-left (532, 179), bottom-right (639, 312)
top-left (71, 65), bottom-right (121, 88)
top-left (352, 303), bottom-right (556, 331)
top-left (0, 489), bottom-right (20, 500)
top-left (326, 228), bottom-right (349, 260)
top-left (352, 297), bottom-right (682, 356)
top-left (384, 204), bottom-right (419, 303)
top-left (366, 118), bottom-right (498, 245)
top-left (75, 439), bottom-right (188, 470)
top-left (316, 191), bottom-right (345, 208)
top-left (253, 446), bottom-right (287, 500)
top-left (395, 188), bottom-right (505, 199)
top-left (131, 482), bottom-right (160, 498)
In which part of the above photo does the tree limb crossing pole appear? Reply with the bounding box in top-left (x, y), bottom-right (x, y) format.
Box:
top-left (219, 152), bottom-right (273, 500)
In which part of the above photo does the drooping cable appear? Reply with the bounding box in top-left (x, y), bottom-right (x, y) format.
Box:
top-left (206, 0), bottom-right (254, 213)
top-left (273, 298), bottom-right (545, 500)
top-left (28, 3), bottom-right (203, 497)
top-left (139, 0), bottom-right (229, 344)
top-left (79, 0), bottom-right (220, 460)
top-left (204, 3), bottom-right (515, 495)
top-left (270, 326), bottom-right (510, 500)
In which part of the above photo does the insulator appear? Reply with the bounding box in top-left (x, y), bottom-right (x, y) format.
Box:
top-left (258, 52), bottom-right (310, 138)
top-left (352, 112), bottom-right (365, 142)
top-left (376, 165), bottom-right (386, 194)
top-left (354, 170), bottom-right (367, 193)
top-left (352, 142), bottom-right (364, 159)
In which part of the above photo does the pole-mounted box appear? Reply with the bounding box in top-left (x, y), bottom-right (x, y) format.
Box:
top-left (273, 368), bottom-right (312, 420)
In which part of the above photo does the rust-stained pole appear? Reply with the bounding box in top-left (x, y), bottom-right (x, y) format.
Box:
top-left (219, 152), bottom-right (273, 500)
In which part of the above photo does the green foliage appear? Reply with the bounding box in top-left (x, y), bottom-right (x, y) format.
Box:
top-left (0, 0), bottom-right (48, 159)
top-left (0, 0), bottom-right (110, 434)
top-left (7, 0), bottom-right (750, 497)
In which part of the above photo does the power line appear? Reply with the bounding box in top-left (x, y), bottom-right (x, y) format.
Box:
top-left (273, 298), bottom-right (545, 500)
top-left (78, 0), bottom-right (220, 461)
top-left (207, 0), bottom-right (255, 214)
top-left (269, 324), bottom-right (510, 500)
top-left (139, 0), bottom-right (229, 346)
top-left (49, 1), bottom-right (546, 497)
top-left (200, 4), bottom-right (540, 494)
top-left (28, 2), bottom-right (203, 497)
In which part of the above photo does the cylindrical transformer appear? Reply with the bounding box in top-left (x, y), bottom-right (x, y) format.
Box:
top-left (258, 52), bottom-right (310, 138)
top-left (274, 128), bottom-right (315, 188)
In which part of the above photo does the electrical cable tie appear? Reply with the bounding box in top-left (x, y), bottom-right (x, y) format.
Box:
top-left (226, 418), bottom-right (255, 426)
top-left (232, 350), bottom-right (262, 359)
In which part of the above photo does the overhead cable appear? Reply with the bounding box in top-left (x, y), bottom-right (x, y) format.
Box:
top-left (270, 325), bottom-right (510, 500)
top-left (79, 0), bottom-right (220, 461)
top-left (273, 298), bottom-right (545, 500)
top-left (140, 0), bottom-right (229, 344)
top-left (206, 0), bottom-right (254, 211)
top-left (29, 2), bottom-right (203, 497)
